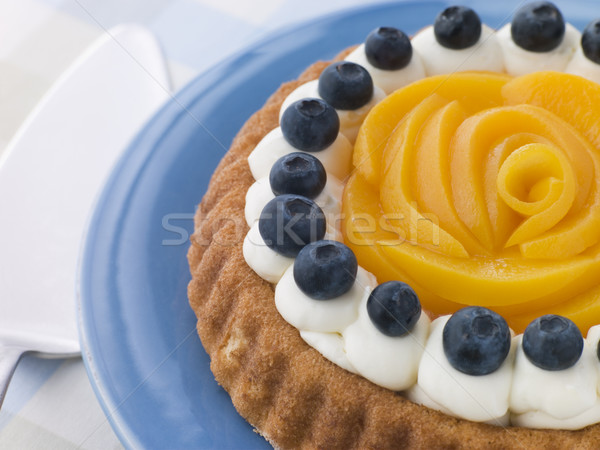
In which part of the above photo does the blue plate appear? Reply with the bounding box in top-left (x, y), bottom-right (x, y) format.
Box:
top-left (78, 1), bottom-right (593, 448)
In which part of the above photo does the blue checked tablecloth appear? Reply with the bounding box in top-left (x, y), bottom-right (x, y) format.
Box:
top-left (0, 0), bottom-right (398, 448)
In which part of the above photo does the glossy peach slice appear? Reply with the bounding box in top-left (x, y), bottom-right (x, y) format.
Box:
top-left (343, 71), bottom-right (600, 333)
top-left (503, 71), bottom-right (600, 149)
top-left (353, 72), bottom-right (511, 185)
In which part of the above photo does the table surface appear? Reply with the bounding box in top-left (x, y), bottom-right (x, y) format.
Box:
top-left (0, 0), bottom-right (399, 448)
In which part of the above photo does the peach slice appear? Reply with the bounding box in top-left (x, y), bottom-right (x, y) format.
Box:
top-left (353, 72), bottom-right (511, 185)
top-left (343, 71), bottom-right (600, 333)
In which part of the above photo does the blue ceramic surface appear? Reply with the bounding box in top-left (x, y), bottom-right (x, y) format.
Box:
top-left (78, 1), bottom-right (593, 448)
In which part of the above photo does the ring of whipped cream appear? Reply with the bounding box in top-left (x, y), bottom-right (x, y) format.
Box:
top-left (242, 12), bottom-right (600, 430)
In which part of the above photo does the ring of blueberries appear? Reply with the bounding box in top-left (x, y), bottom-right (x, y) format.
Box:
top-left (256, 2), bottom-right (600, 380)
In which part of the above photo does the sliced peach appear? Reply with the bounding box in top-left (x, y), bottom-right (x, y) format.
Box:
top-left (484, 133), bottom-right (539, 250)
top-left (342, 71), bottom-right (600, 333)
top-left (505, 282), bottom-right (600, 335)
top-left (377, 242), bottom-right (599, 309)
top-left (498, 142), bottom-right (576, 247)
top-left (379, 94), bottom-right (470, 257)
top-left (414, 101), bottom-right (490, 256)
top-left (502, 71), bottom-right (600, 150)
top-left (353, 72), bottom-right (511, 185)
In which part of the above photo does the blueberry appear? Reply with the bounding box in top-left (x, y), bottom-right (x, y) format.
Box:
top-left (434, 6), bottom-right (482, 50)
top-left (582, 19), bottom-right (600, 64)
top-left (365, 27), bottom-right (413, 70)
top-left (281, 98), bottom-right (339, 152)
top-left (511, 1), bottom-right (565, 52)
top-left (258, 194), bottom-right (326, 257)
top-left (318, 62), bottom-right (374, 110)
top-left (443, 306), bottom-right (511, 376)
top-left (269, 152), bottom-right (326, 199)
top-left (522, 314), bottom-right (583, 371)
top-left (367, 281), bottom-right (421, 337)
top-left (293, 240), bottom-right (358, 300)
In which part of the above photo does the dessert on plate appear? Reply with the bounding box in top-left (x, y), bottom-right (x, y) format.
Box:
top-left (188, 2), bottom-right (600, 447)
